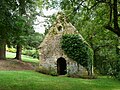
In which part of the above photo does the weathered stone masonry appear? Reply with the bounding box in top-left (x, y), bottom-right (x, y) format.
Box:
top-left (39, 13), bottom-right (88, 76)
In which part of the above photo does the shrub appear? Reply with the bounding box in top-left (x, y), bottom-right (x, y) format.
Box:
top-left (67, 72), bottom-right (97, 79)
top-left (32, 51), bottom-right (39, 59)
top-left (35, 66), bottom-right (57, 76)
top-left (7, 48), bottom-right (16, 53)
top-left (22, 50), bottom-right (34, 56)
top-left (35, 66), bottom-right (50, 75)
top-left (22, 50), bottom-right (39, 59)
top-left (108, 60), bottom-right (120, 80)
top-left (117, 72), bottom-right (120, 80)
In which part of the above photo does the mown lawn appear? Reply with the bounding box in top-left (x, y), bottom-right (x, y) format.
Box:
top-left (6, 52), bottom-right (39, 63)
top-left (0, 71), bottom-right (120, 90)
top-left (4, 52), bottom-right (120, 90)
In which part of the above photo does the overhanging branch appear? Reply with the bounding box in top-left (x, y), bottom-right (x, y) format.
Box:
top-left (104, 24), bottom-right (120, 36)
top-left (104, 24), bottom-right (114, 32)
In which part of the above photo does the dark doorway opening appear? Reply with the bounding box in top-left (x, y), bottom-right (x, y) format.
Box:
top-left (57, 57), bottom-right (67, 75)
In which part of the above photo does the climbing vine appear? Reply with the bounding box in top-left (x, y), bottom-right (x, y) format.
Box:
top-left (61, 34), bottom-right (93, 69)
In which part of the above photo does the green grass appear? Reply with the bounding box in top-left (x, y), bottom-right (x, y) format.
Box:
top-left (4, 52), bottom-right (120, 90)
top-left (6, 52), bottom-right (39, 63)
top-left (0, 71), bottom-right (120, 90)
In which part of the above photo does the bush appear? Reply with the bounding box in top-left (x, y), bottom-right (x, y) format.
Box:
top-left (22, 50), bottom-right (39, 59)
top-left (7, 48), bottom-right (16, 53)
top-left (67, 72), bottom-right (97, 79)
top-left (35, 66), bottom-right (50, 75)
top-left (35, 66), bottom-right (57, 76)
top-left (108, 60), bottom-right (120, 80)
top-left (117, 72), bottom-right (120, 80)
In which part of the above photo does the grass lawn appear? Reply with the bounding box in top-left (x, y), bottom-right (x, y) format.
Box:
top-left (0, 71), bottom-right (120, 90)
top-left (4, 52), bottom-right (120, 90)
top-left (6, 52), bottom-right (39, 63)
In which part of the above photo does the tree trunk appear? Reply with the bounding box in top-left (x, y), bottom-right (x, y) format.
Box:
top-left (0, 41), bottom-right (6, 60)
top-left (87, 60), bottom-right (93, 77)
top-left (88, 36), bottom-right (94, 77)
top-left (14, 0), bottom-right (24, 61)
top-left (105, 0), bottom-right (120, 36)
top-left (116, 37), bottom-right (120, 55)
top-left (15, 44), bottom-right (22, 60)
top-left (113, 0), bottom-right (120, 36)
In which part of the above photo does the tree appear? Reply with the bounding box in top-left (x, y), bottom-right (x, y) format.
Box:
top-left (23, 32), bottom-right (44, 59)
top-left (14, 0), bottom-right (38, 60)
top-left (0, 0), bottom-right (17, 59)
top-left (0, 0), bottom-right (38, 60)
top-left (60, 0), bottom-right (120, 75)
top-left (42, 0), bottom-right (120, 75)
top-left (26, 32), bottom-right (44, 50)
top-left (12, 0), bottom-right (37, 60)
top-left (60, 0), bottom-right (120, 36)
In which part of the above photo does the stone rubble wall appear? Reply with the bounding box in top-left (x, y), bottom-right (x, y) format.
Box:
top-left (39, 13), bottom-right (88, 76)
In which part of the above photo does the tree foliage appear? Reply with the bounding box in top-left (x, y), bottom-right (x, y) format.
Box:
top-left (59, 0), bottom-right (120, 80)
top-left (42, 0), bottom-right (120, 79)
top-left (0, 0), bottom-right (18, 59)
top-left (26, 32), bottom-right (44, 49)
top-left (0, 0), bottom-right (39, 60)
top-left (61, 0), bottom-right (120, 36)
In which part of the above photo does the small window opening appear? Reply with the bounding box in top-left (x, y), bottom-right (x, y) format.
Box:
top-left (58, 26), bottom-right (62, 31)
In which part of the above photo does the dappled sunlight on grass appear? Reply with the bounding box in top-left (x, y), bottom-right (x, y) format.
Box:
top-left (4, 52), bottom-right (120, 90)
top-left (6, 52), bottom-right (39, 63)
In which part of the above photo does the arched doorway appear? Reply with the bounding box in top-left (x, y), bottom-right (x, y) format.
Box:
top-left (57, 57), bottom-right (67, 75)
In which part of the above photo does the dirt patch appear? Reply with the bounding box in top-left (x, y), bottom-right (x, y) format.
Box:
top-left (0, 59), bottom-right (36, 70)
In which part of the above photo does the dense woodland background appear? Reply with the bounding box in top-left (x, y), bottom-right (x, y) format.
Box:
top-left (0, 0), bottom-right (120, 81)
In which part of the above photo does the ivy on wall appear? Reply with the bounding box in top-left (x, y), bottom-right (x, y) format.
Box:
top-left (61, 34), bottom-right (93, 69)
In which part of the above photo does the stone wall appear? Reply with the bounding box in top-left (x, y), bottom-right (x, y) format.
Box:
top-left (39, 13), bottom-right (88, 76)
